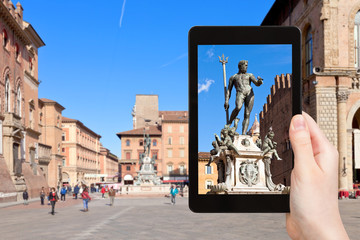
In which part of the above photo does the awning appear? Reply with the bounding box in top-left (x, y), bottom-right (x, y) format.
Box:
top-left (123, 174), bottom-right (133, 181)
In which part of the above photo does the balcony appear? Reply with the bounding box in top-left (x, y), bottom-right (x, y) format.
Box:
top-left (38, 143), bottom-right (51, 165)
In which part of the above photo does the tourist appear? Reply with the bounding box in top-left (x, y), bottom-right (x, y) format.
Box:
top-left (286, 113), bottom-right (349, 239)
top-left (48, 187), bottom-right (58, 215)
top-left (101, 186), bottom-right (106, 198)
top-left (60, 185), bottom-right (67, 201)
top-left (40, 187), bottom-right (46, 205)
top-left (22, 189), bottom-right (29, 205)
top-left (170, 185), bottom-right (178, 205)
top-left (81, 187), bottom-right (91, 212)
top-left (108, 186), bottom-right (116, 206)
top-left (73, 185), bottom-right (80, 199)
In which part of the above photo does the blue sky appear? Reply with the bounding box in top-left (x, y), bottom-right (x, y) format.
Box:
top-left (17, 0), bottom-right (276, 157)
top-left (198, 45), bottom-right (292, 152)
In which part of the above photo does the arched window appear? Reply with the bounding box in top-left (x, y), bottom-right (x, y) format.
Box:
top-left (126, 139), bottom-right (130, 146)
top-left (305, 26), bottom-right (313, 77)
top-left (355, 11), bottom-right (360, 68)
top-left (5, 76), bottom-right (10, 112)
top-left (152, 139), bottom-right (157, 146)
top-left (16, 86), bottom-right (21, 116)
top-left (2, 30), bottom-right (8, 47)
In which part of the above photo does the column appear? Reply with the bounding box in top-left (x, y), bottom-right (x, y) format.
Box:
top-left (337, 90), bottom-right (349, 192)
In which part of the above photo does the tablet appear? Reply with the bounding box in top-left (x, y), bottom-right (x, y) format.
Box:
top-left (188, 26), bottom-right (301, 212)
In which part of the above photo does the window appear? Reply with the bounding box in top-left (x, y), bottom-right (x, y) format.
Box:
top-left (139, 140), bottom-right (143, 146)
top-left (58, 144), bottom-right (60, 153)
top-left (305, 26), bottom-right (313, 77)
top-left (167, 149), bottom-right (173, 158)
top-left (29, 57), bottom-right (33, 71)
top-left (154, 165), bottom-right (157, 171)
top-left (62, 148), bottom-right (65, 153)
top-left (39, 112), bottom-right (43, 125)
top-left (180, 165), bottom-right (185, 174)
top-left (5, 76), bottom-right (10, 112)
top-left (180, 137), bottom-right (184, 145)
top-left (62, 159), bottom-right (66, 167)
top-left (153, 139), bottom-right (157, 146)
top-left (205, 180), bottom-right (213, 189)
top-left (167, 126), bottom-right (172, 133)
top-left (15, 44), bottom-right (19, 60)
top-left (355, 11), bottom-right (360, 68)
top-left (180, 125), bottom-right (184, 133)
top-left (168, 137), bottom-right (172, 145)
top-left (126, 140), bottom-right (130, 146)
top-left (126, 152), bottom-right (131, 160)
top-left (62, 133), bottom-right (65, 141)
top-left (2, 30), bottom-right (8, 47)
top-left (29, 109), bottom-right (33, 128)
top-left (16, 86), bottom-right (21, 116)
top-left (205, 165), bottom-right (212, 174)
top-left (152, 151), bottom-right (158, 160)
top-left (179, 149), bottom-right (185, 158)
top-left (126, 166), bottom-right (131, 171)
top-left (167, 165), bottom-right (173, 174)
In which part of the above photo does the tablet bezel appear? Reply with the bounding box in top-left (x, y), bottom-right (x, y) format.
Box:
top-left (188, 26), bottom-right (302, 213)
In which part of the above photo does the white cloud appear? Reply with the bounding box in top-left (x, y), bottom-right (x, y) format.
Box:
top-left (160, 53), bottom-right (187, 68)
top-left (206, 46), bottom-right (215, 58)
top-left (119, 0), bottom-right (127, 28)
top-left (198, 79), bottom-right (215, 94)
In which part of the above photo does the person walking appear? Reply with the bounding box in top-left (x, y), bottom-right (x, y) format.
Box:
top-left (74, 185), bottom-right (80, 199)
top-left (60, 185), bottom-right (67, 201)
top-left (170, 185), bottom-right (178, 205)
top-left (81, 187), bottom-right (92, 212)
top-left (101, 186), bottom-right (106, 198)
top-left (23, 189), bottom-right (29, 205)
top-left (48, 187), bottom-right (59, 215)
top-left (40, 187), bottom-right (46, 205)
top-left (108, 187), bottom-right (116, 206)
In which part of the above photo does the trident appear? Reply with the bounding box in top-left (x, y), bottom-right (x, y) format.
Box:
top-left (219, 54), bottom-right (229, 124)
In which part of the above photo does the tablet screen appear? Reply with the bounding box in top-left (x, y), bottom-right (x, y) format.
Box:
top-left (197, 44), bottom-right (293, 195)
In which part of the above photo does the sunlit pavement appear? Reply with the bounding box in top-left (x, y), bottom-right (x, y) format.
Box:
top-left (0, 195), bottom-right (359, 240)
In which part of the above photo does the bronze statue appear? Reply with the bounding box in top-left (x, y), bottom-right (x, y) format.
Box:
top-left (224, 60), bottom-right (263, 135)
top-left (144, 133), bottom-right (151, 157)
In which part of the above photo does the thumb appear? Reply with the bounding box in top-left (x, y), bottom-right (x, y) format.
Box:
top-left (289, 114), bottom-right (317, 174)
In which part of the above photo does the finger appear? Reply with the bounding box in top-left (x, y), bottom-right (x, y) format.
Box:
top-left (302, 112), bottom-right (338, 172)
top-left (289, 114), bottom-right (317, 173)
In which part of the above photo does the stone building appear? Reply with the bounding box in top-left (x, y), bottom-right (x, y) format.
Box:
top-left (38, 98), bottom-right (65, 188)
top-left (260, 74), bottom-right (293, 185)
top-left (262, 0), bottom-right (360, 193)
top-left (99, 145), bottom-right (119, 182)
top-left (61, 117), bottom-right (101, 186)
top-left (198, 152), bottom-right (218, 194)
top-left (117, 95), bottom-right (189, 185)
top-left (0, 0), bottom-right (48, 202)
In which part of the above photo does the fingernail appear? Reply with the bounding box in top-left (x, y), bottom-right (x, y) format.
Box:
top-left (292, 115), bottom-right (306, 130)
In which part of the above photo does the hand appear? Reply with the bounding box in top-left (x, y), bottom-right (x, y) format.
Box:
top-left (286, 112), bottom-right (349, 239)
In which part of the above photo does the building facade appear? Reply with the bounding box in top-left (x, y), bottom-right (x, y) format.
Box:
top-left (117, 95), bottom-right (189, 185)
top-left (61, 117), bottom-right (101, 187)
top-left (198, 152), bottom-right (218, 194)
top-left (262, 0), bottom-right (360, 193)
top-left (38, 98), bottom-right (65, 188)
top-left (0, 0), bottom-right (48, 202)
top-left (99, 145), bottom-right (119, 183)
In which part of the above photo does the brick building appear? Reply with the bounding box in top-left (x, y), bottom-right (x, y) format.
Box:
top-left (117, 95), bottom-right (188, 185)
top-left (61, 117), bottom-right (101, 186)
top-left (0, 0), bottom-right (48, 202)
top-left (260, 74), bottom-right (293, 185)
top-left (262, 0), bottom-right (360, 193)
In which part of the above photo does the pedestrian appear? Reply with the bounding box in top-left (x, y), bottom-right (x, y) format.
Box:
top-left (101, 186), bottom-right (106, 198)
top-left (108, 186), bottom-right (116, 206)
top-left (67, 185), bottom-right (72, 196)
top-left (40, 187), bottom-right (46, 205)
top-left (48, 187), bottom-right (59, 215)
top-left (60, 185), bottom-right (67, 201)
top-left (74, 185), bottom-right (79, 199)
top-left (81, 187), bottom-right (92, 212)
top-left (23, 189), bottom-right (29, 205)
top-left (170, 185), bottom-right (178, 205)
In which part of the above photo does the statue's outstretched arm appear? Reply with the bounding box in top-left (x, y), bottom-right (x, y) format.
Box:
top-left (250, 74), bottom-right (263, 86)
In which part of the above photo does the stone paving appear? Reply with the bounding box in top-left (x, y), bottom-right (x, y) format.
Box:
top-left (0, 194), bottom-right (359, 240)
